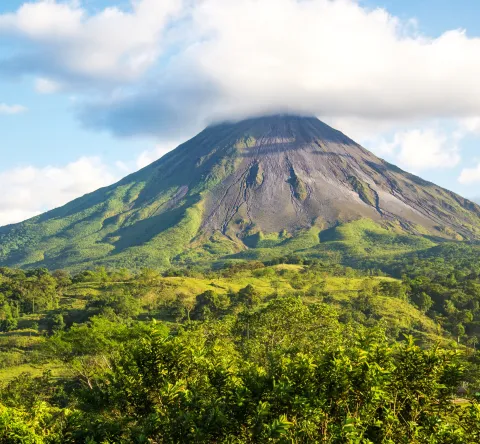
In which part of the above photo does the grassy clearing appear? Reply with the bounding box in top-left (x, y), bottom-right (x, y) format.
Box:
top-left (0, 362), bottom-right (67, 383)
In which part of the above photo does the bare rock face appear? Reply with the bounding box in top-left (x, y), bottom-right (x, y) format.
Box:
top-left (1, 114), bottom-right (480, 270)
top-left (199, 115), bottom-right (480, 240)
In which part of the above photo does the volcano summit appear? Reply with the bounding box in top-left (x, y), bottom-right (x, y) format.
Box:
top-left (1, 115), bottom-right (480, 270)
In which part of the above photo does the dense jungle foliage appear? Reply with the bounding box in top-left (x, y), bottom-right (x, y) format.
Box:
top-left (3, 242), bottom-right (480, 442)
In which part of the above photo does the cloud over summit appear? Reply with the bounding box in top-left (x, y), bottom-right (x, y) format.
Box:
top-left (2, 0), bottom-right (480, 138)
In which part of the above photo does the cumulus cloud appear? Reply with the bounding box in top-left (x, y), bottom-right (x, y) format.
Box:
top-left (2, 0), bottom-right (480, 138)
top-left (0, 0), bottom-right (182, 84)
top-left (458, 117), bottom-right (480, 136)
top-left (322, 117), bottom-right (402, 146)
top-left (368, 126), bottom-right (461, 172)
top-left (0, 142), bottom-right (184, 227)
top-left (0, 103), bottom-right (27, 114)
top-left (459, 163), bottom-right (480, 185)
top-left (0, 157), bottom-right (118, 226)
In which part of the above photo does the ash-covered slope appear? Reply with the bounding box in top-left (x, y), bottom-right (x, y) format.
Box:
top-left (201, 116), bottom-right (480, 238)
top-left (1, 115), bottom-right (480, 270)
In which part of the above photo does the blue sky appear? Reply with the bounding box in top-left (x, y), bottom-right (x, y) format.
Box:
top-left (1, 0), bottom-right (480, 225)
top-left (361, 0), bottom-right (480, 37)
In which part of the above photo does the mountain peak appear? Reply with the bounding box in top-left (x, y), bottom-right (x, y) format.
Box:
top-left (1, 115), bottom-right (480, 270)
top-left (208, 113), bottom-right (318, 127)
top-left (206, 114), bottom-right (356, 147)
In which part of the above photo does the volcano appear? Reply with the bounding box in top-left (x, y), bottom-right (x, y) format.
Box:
top-left (1, 115), bottom-right (480, 270)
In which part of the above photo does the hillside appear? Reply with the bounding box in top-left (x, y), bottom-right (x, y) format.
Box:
top-left (1, 115), bottom-right (480, 271)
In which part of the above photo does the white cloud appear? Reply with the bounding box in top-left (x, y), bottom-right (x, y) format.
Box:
top-left (180, 0), bottom-right (480, 124)
top-left (0, 0), bottom-right (182, 83)
top-left (0, 157), bottom-right (118, 226)
top-left (459, 163), bottom-right (480, 185)
top-left (61, 0), bottom-right (480, 149)
top-left (2, 0), bottom-right (480, 127)
top-left (4, 0), bottom-right (480, 180)
top-left (370, 127), bottom-right (461, 172)
top-left (322, 117), bottom-right (401, 145)
top-left (0, 103), bottom-right (27, 114)
top-left (0, 142), bottom-right (183, 226)
top-left (396, 129), bottom-right (460, 171)
top-left (458, 117), bottom-right (480, 136)
top-left (35, 77), bottom-right (62, 94)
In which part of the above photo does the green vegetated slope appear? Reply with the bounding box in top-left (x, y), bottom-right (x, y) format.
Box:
top-left (3, 255), bottom-right (480, 441)
top-left (2, 115), bottom-right (480, 272)
top-left (209, 219), bottom-right (438, 268)
top-left (0, 131), bottom-right (238, 271)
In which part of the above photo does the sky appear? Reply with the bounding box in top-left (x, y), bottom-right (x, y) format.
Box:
top-left (1, 0), bottom-right (480, 226)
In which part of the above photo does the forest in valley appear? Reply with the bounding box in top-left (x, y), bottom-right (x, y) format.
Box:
top-left (1, 243), bottom-right (480, 442)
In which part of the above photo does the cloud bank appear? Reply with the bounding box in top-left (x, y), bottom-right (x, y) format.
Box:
top-left (0, 146), bottom-right (183, 226)
top-left (0, 157), bottom-right (118, 226)
top-left (2, 0), bottom-right (480, 137)
top-left (459, 163), bottom-right (480, 185)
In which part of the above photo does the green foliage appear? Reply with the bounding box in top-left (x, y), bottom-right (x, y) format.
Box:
top-left (1, 249), bottom-right (480, 440)
top-left (191, 289), bottom-right (230, 320)
top-left (379, 280), bottom-right (408, 300)
top-left (0, 268), bottom-right (59, 316)
top-left (234, 284), bottom-right (260, 308)
top-left (168, 292), bottom-right (195, 322)
top-left (0, 401), bottom-right (66, 443)
top-left (0, 300), bottom-right (18, 332)
top-left (86, 289), bottom-right (142, 319)
top-left (45, 313), bottom-right (65, 336)
top-left (0, 298), bottom-right (476, 442)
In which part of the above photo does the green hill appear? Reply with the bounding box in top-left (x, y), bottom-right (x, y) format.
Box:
top-left (1, 115), bottom-right (480, 271)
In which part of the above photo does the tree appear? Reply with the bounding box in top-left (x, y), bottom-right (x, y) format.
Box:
top-left (111, 268), bottom-right (132, 282)
top-left (52, 269), bottom-right (72, 289)
top-left (46, 313), bottom-right (65, 336)
top-left (454, 323), bottom-right (466, 343)
top-left (416, 292), bottom-right (433, 313)
top-left (359, 278), bottom-right (379, 297)
top-left (235, 284), bottom-right (260, 308)
top-left (354, 292), bottom-right (376, 317)
top-left (379, 280), bottom-right (407, 300)
top-left (445, 299), bottom-right (457, 315)
top-left (23, 272), bottom-right (58, 314)
top-left (169, 293), bottom-right (195, 322)
top-left (86, 290), bottom-right (141, 319)
top-left (136, 268), bottom-right (161, 287)
top-left (306, 278), bottom-right (327, 297)
top-left (0, 301), bottom-right (17, 332)
top-left (467, 335), bottom-right (478, 352)
top-left (67, 313), bottom-right (473, 444)
top-left (0, 315), bottom-right (17, 332)
top-left (191, 290), bottom-right (229, 320)
top-left (94, 266), bottom-right (109, 284)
